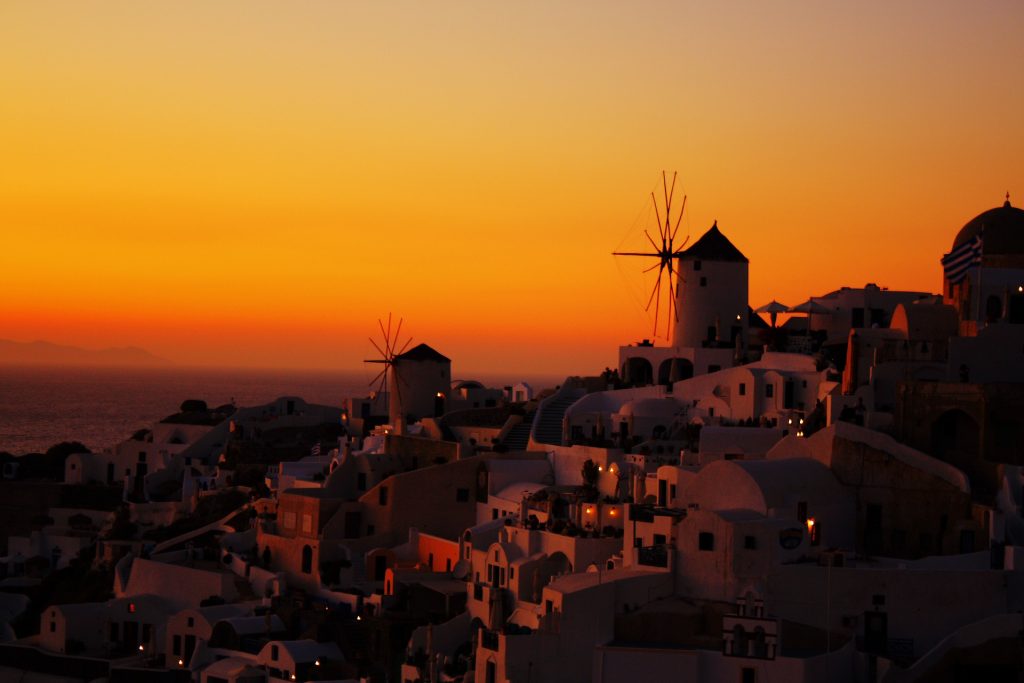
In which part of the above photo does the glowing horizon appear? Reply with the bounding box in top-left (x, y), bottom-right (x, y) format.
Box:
top-left (2, 1), bottom-right (1021, 375)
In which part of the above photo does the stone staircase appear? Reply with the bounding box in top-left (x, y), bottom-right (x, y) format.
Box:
top-left (530, 390), bottom-right (584, 446)
top-left (502, 421), bottom-right (533, 451)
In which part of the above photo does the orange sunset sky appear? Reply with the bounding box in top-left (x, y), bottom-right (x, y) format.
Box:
top-left (1, 1), bottom-right (1022, 376)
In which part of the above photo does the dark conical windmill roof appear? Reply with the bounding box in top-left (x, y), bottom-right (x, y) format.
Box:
top-left (395, 343), bottom-right (450, 363)
top-left (680, 221), bottom-right (748, 263)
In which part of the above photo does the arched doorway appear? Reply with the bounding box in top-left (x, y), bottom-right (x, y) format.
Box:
top-left (658, 357), bottom-right (694, 384)
top-left (622, 358), bottom-right (654, 387)
top-left (930, 409), bottom-right (984, 494)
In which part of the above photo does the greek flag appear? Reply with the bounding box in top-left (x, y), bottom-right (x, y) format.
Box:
top-left (310, 443), bottom-right (321, 457)
top-left (941, 234), bottom-right (982, 284)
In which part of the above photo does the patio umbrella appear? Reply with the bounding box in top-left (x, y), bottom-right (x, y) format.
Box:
top-left (789, 299), bottom-right (830, 334)
top-left (755, 300), bottom-right (790, 328)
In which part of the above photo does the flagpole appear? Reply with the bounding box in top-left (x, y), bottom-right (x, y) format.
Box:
top-left (975, 233), bottom-right (984, 334)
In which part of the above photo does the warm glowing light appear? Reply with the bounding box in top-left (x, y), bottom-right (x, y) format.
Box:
top-left (585, 506), bottom-right (593, 514)
top-left (315, 659), bottom-right (321, 666)
top-left (357, 615), bottom-right (362, 621)
top-left (788, 418), bottom-right (793, 425)
top-left (138, 645), bottom-right (144, 652)
top-left (598, 466), bottom-right (603, 472)
top-left (609, 508), bottom-right (617, 516)
top-left (436, 392), bottom-right (444, 398)
top-left (806, 517), bottom-right (815, 530)
top-left (178, 659), bottom-right (184, 666)
top-left (799, 418), bottom-right (804, 425)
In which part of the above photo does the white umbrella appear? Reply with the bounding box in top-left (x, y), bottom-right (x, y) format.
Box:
top-left (755, 300), bottom-right (790, 328)
top-left (789, 299), bottom-right (830, 314)
top-left (789, 299), bottom-right (830, 335)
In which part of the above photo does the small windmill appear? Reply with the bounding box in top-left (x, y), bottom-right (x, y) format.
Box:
top-left (613, 171), bottom-right (691, 340)
top-left (364, 314), bottom-right (413, 420)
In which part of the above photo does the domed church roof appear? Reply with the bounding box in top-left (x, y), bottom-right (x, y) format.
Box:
top-left (953, 195), bottom-right (1024, 255)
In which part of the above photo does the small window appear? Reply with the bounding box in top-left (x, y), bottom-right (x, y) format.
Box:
top-left (545, 599), bottom-right (554, 614)
top-left (698, 532), bottom-right (714, 551)
top-left (670, 484), bottom-right (677, 500)
top-left (357, 472), bottom-right (366, 491)
top-left (742, 667), bottom-right (756, 683)
top-left (474, 584), bottom-right (483, 600)
top-left (509, 566), bottom-right (515, 580)
top-left (379, 486), bottom-right (389, 506)
top-left (700, 277), bottom-right (707, 287)
top-left (739, 383), bottom-right (746, 396)
top-left (765, 384), bottom-right (774, 398)
top-left (708, 364), bottom-right (721, 373)
top-left (492, 508), bottom-right (498, 520)
top-left (694, 260), bottom-right (702, 271)
top-left (802, 380), bottom-right (808, 388)
top-left (708, 407), bottom-right (715, 417)
top-left (744, 535), bottom-right (757, 550)
top-left (456, 488), bottom-right (469, 502)
top-left (494, 550), bottom-right (499, 561)
top-left (187, 617), bottom-right (194, 627)
top-left (654, 534), bottom-right (667, 546)
top-left (172, 635), bottom-right (181, 655)
top-left (271, 645), bottom-right (279, 661)
top-left (49, 621), bottom-right (56, 633)
top-left (366, 524), bottom-right (375, 535)
top-left (138, 453), bottom-right (146, 463)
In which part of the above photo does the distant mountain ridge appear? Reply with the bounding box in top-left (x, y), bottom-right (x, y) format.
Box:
top-left (0, 339), bottom-right (171, 367)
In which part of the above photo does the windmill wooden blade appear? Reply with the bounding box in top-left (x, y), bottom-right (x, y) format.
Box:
top-left (644, 230), bottom-right (660, 253)
top-left (672, 195), bottom-right (687, 243)
top-left (393, 318), bottom-right (403, 352)
top-left (369, 337), bottom-right (387, 359)
top-left (645, 264), bottom-right (663, 311)
top-left (651, 192), bottom-right (663, 242)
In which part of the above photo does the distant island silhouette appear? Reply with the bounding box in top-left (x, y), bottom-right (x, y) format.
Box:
top-left (0, 339), bottom-right (171, 367)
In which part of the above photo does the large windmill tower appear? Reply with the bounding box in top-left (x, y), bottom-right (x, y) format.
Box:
top-left (365, 315), bottom-right (451, 433)
top-left (614, 173), bottom-right (750, 385)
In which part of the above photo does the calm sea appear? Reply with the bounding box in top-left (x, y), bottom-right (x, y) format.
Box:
top-left (0, 365), bottom-right (563, 455)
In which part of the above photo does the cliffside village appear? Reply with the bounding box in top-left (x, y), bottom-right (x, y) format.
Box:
top-left (2, 197), bottom-right (1024, 683)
